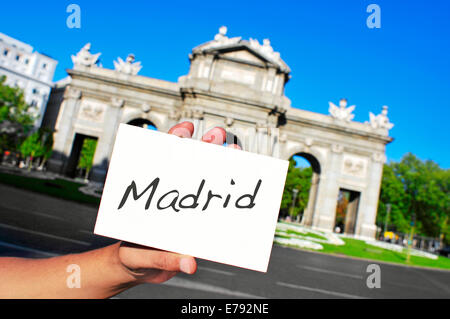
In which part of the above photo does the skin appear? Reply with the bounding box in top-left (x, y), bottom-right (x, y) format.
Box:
top-left (0, 121), bottom-right (238, 299)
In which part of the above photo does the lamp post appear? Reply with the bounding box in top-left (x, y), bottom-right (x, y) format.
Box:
top-left (406, 213), bottom-right (416, 263)
top-left (384, 203), bottom-right (391, 237)
top-left (290, 188), bottom-right (299, 222)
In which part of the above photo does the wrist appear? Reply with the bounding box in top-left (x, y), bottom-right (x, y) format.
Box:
top-left (98, 242), bottom-right (140, 295)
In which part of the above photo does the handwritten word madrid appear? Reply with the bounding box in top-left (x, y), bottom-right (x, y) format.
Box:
top-left (118, 177), bottom-right (262, 212)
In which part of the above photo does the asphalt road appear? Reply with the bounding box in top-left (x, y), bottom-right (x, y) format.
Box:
top-left (0, 183), bottom-right (449, 299)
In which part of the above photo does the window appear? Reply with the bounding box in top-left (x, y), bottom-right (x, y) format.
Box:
top-left (15, 55), bottom-right (20, 61)
top-left (32, 88), bottom-right (38, 94)
top-left (42, 63), bottom-right (47, 69)
top-left (30, 100), bottom-right (37, 107)
top-left (24, 58), bottom-right (29, 65)
top-left (3, 49), bottom-right (8, 56)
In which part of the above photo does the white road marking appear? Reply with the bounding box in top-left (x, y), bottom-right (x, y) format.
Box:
top-left (0, 223), bottom-right (91, 246)
top-left (277, 281), bottom-right (368, 299)
top-left (198, 266), bottom-right (235, 276)
top-left (0, 204), bottom-right (67, 222)
top-left (297, 265), bottom-right (363, 279)
top-left (163, 277), bottom-right (264, 299)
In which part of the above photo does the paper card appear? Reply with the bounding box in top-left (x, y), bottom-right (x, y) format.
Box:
top-left (94, 123), bottom-right (288, 272)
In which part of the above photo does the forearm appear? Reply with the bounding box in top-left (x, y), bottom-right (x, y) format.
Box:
top-left (0, 242), bottom-right (136, 299)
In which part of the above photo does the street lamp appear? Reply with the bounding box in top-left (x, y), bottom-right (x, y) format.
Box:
top-left (290, 188), bottom-right (299, 222)
top-left (384, 203), bottom-right (391, 235)
top-left (406, 213), bottom-right (416, 263)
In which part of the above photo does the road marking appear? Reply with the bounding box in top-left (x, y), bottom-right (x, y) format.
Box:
top-left (0, 223), bottom-right (91, 246)
top-left (198, 266), bottom-right (235, 276)
top-left (297, 265), bottom-right (363, 279)
top-left (163, 277), bottom-right (264, 299)
top-left (277, 281), bottom-right (368, 299)
top-left (0, 204), bottom-right (67, 222)
top-left (0, 240), bottom-right (59, 257)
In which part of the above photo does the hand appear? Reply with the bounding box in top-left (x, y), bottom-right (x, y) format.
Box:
top-left (0, 121), bottom-right (238, 299)
top-left (116, 121), bottom-right (235, 284)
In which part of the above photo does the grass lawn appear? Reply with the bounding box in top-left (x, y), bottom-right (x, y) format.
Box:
top-left (0, 171), bottom-right (100, 206)
top-left (277, 236), bottom-right (450, 270)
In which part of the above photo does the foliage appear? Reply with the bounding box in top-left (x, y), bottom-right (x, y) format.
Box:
top-left (19, 131), bottom-right (41, 160)
top-left (281, 159), bottom-right (312, 218)
top-left (18, 128), bottom-right (54, 169)
top-left (0, 172), bottom-right (100, 206)
top-left (335, 191), bottom-right (349, 229)
top-left (77, 138), bottom-right (98, 178)
top-left (36, 128), bottom-right (54, 161)
top-left (377, 153), bottom-right (450, 244)
top-left (0, 75), bottom-right (35, 153)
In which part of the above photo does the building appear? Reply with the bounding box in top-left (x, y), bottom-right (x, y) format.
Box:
top-left (43, 27), bottom-right (394, 239)
top-left (0, 32), bottom-right (57, 127)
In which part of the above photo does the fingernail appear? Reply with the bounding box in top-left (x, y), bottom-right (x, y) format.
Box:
top-left (180, 258), bottom-right (193, 274)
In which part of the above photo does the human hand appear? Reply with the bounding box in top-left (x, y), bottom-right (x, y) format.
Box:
top-left (116, 121), bottom-right (236, 284)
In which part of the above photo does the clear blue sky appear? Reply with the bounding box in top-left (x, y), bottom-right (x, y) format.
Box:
top-left (1, 0), bottom-right (449, 167)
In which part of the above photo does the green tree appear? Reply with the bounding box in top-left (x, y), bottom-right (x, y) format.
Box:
top-left (36, 128), bottom-right (54, 170)
top-left (19, 131), bottom-right (41, 171)
top-left (378, 153), bottom-right (450, 244)
top-left (0, 75), bottom-right (36, 154)
top-left (77, 138), bottom-right (98, 180)
top-left (280, 159), bottom-right (312, 220)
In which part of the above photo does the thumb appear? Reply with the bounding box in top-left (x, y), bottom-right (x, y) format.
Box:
top-left (119, 244), bottom-right (197, 274)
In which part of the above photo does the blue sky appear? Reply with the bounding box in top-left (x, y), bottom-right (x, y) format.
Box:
top-left (1, 0), bottom-right (449, 167)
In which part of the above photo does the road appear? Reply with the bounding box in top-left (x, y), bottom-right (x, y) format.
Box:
top-left (0, 183), bottom-right (449, 299)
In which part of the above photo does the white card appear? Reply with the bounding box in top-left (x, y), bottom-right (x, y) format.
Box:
top-left (94, 123), bottom-right (288, 272)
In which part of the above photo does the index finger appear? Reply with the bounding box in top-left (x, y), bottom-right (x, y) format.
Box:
top-left (168, 121), bottom-right (194, 138)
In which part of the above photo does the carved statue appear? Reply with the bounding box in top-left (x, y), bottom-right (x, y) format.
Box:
top-left (198, 26), bottom-right (241, 52)
top-left (214, 26), bottom-right (228, 42)
top-left (113, 54), bottom-right (142, 75)
top-left (368, 105), bottom-right (394, 130)
top-left (249, 38), bottom-right (282, 64)
top-left (71, 43), bottom-right (101, 68)
top-left (329, 98), bottom-right (355, 122)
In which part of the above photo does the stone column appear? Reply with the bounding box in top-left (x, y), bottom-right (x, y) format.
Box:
top-left (179, 108), bottom-right (193, 124)
top-left (269, 127), bottom-right (280, 158)
top-left (48, 87), bottom-right (82, 174)
top-left (256, 121), bottom-right (269, 155)
top-left (191, 108), bottom-right (204, 140)
top-left (358, 152), bottom-right (385, 239)
top-left (168, 109), bottom-right (181, 129)
top-left (90, 97), bottom-right (124, 182)
top-left (312, 144), bottom-right (343, 232)
top-left (302, 172), bottom-right (320, 226)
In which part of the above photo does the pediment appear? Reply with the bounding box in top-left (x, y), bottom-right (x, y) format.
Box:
top-left (192, 33), bottom-right (291, 74)
top-left (220, 48), bottom-right (268, 66)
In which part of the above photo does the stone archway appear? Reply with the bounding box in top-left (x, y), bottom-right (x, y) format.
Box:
top-left (46, 28), bottom-right (392, 239)
top-left (121, 110), bottom-right (164, 132)
top-left (127, 118), bottom-right (158, 130)
top-left (288, 152), bottom-right (321, 227)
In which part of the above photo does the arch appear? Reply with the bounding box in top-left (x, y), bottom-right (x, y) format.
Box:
top-left (120, 109), bottom-right (165, 131)
top-left (284, 151), bottom-right (322, 227)
top-left (282, 143), bottom-right (326, 171)
top-left (127, 118), bottom-right (157, 130)
top-left (293, 152), bottom-right (321, 174)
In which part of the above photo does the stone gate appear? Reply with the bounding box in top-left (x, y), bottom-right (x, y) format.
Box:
top-left (43, 27), bottom-right (393, 239)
